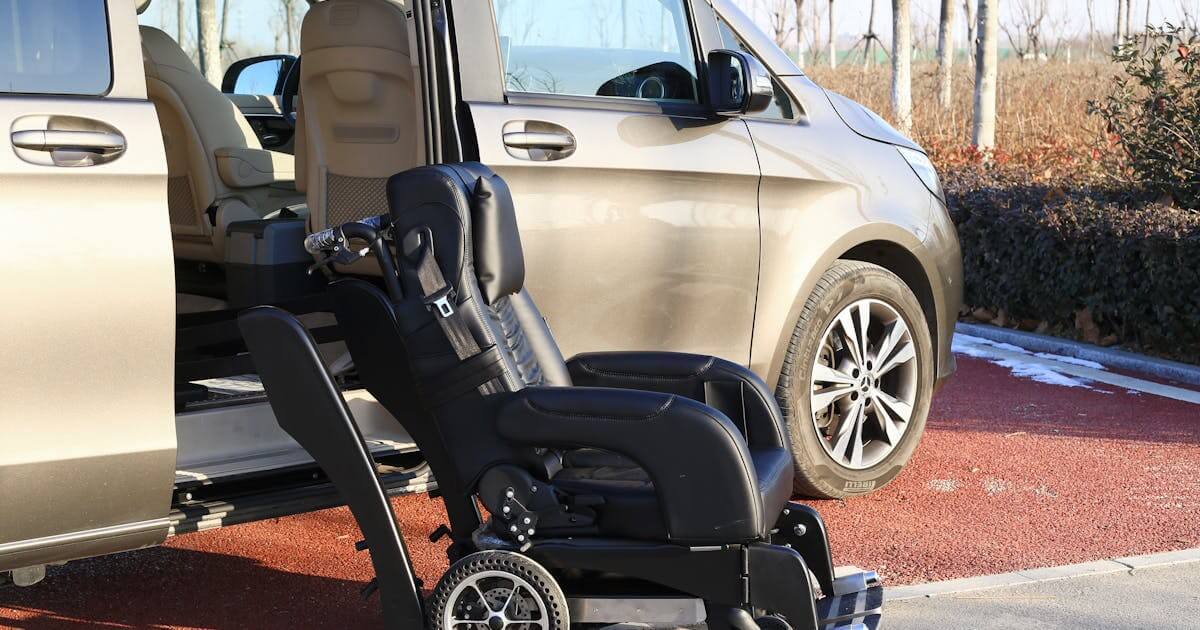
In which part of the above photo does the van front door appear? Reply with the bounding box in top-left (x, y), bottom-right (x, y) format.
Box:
top-left (455, 0), bottom-right (761, 362)
top-left (0, 0), bottom-right (176, 570)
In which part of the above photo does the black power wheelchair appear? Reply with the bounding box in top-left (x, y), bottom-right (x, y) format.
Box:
top-left (238, 163), bottom-right (883, 629)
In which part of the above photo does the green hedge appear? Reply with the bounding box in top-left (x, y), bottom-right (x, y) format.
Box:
top-left (947, 169), bottom-right (1200, 362)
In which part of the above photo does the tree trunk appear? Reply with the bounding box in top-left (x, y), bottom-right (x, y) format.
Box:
top-left (864, 0), bottom-right (877, 68)
top-left (1086, 0), bottom-right (1097, 60)
top-left (1116, 0), bottom-right (1127, 45)
top-left (196, 0), bottom-right (221, 86)
top-left (891, 0), bottom-right (913, 135)
top-left (1125, 0), bottom-right (1134, 38)
top-left (936, 0), bottom-right (955, 109)
top-left (285, 1), bottom-right (296, 55)
top-left (177, 0), bottom-right (187, 52)
top-left (828, 0), bottom-right (838, 68)
top-left (220, 0), bottom-right (232, 59)
top-left (963, 0), bottom-right (977, 66)
top-left (972, 0), bottom-right (998, 151)
top-left (793, 0), bottom-right (806, 66)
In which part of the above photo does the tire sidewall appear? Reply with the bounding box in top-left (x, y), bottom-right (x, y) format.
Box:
top-left (782, 262), bottom-right (934, 498)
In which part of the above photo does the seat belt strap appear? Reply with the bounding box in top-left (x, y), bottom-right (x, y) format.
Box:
top-left (414, 242), bottom-right (482, 362)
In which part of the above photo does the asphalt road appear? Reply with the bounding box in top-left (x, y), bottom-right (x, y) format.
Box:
top-left (2, 340), bottom-right (1198, 629)
top-left (887, 561), bottom-right (1200, 630)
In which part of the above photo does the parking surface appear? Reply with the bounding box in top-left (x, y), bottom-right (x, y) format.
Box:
top-left (3, 338), bottom-right (1199, 629)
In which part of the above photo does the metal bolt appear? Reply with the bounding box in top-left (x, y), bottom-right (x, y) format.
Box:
top-left (502, 506), bottom-right (511, 514)
top-left (506, 489), bottom-right (515, 499)
top-left (530, 485), bottom-right (538, 493)
top-left (783, 509), bottom-right (790, 516)
top-left (793, 524), bottom-right (807, 537)
top-left (510, 525), bottom-right (519, 533)
top-left (527, 529), bottom-right (535, 536)
top-left (523, 517), bottom-right (532, 525)
top-left (517, 535), bottom-right (525, 542)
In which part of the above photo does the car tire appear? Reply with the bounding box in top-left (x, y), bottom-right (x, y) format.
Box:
top-left (776, 260), bottom-right (934, 499)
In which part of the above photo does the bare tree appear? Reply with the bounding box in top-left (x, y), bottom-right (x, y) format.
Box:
top-left (828, 0), bottom-right (838, 68)
top-left (1086, 0), bottom-right (1098, 59)
top-left (177, 0), bottom-right (189, 56)
top-left (1116, 0), bottom-right (1128, 45)
top-left (936, 0), bottom-right (956, 109)
top-left (196, 0), bottom-right (221, 86)
top-left (1180, 1), bottom-right (1199, 35)
top-left (794, 0), bottom-right (807, 66)
top-left (1003, 0), bottom-right (1049, 61)
top-left (761, 0), bottom-right (796, 52)
top-left (973, 0), bottom-right (998, 150)
top-left (892, 0), bottom-right (913, 135)
top-left (964, 0), bottom-right (978, 66)
top-left (278, 0), bottom-right (301, 55)
top-left (854, 0), bottom-right (886, 67)
top-left (1125, 0), bottom-right (1134, 38)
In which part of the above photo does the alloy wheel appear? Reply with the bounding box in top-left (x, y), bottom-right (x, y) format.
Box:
top-left (809, 298), bottom-right (919, 470)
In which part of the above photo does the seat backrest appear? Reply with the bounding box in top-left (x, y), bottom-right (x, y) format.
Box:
top-left (140, 25), bottom-right (262, 262)
top-left (387, 163), bottom-right (572, 393)
top-left (299, 0), bottom-right (423, 241)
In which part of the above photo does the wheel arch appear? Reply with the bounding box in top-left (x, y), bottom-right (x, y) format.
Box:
top-left (753, 224), bottom-right (946, 392)
top-left (840, 240), bottom-right (940, 377)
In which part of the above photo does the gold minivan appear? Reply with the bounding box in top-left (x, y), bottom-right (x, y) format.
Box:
top-left (0, 0), bottom-right (961, 583)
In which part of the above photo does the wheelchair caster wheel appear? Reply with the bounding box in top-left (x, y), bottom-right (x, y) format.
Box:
top-left (427, 550), bottom-right (569, 630)
top-left (756, 615), bottom-right (792, 630)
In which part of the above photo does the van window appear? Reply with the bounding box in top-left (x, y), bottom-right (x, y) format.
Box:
top-left (493, 0), bottom-right (699, 103)
top-left (0, 0), bottom-right (112, 96)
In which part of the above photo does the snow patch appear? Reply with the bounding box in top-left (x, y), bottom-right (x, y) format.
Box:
top-left (952, 334), bottom-right (1100, 390)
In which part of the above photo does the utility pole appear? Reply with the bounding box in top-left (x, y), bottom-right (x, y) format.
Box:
top-left (973, 0), bottom-right (999, 151)
top-left (892, 0), bottom-right (913, 135)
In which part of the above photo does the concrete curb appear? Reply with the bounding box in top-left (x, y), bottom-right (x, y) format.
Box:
top-left (885, 547), bottom-right (1200, 601)
top-left (955, 322), bottom-right (1200, 387)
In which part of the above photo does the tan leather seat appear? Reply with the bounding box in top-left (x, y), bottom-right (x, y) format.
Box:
top-left (297, 0), bottom-right (423, 273)
top-left (139, 15), bottom-right (300, 264)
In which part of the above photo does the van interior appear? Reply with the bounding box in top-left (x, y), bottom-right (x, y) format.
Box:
top-left (137, 0), bottom-right (431, 530)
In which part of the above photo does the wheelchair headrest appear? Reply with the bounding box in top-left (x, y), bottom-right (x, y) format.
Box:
top-left (386, 163), bottom-right (524, 305)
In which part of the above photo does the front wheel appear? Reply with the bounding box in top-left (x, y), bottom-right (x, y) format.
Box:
top-left (776, 261), bottom-right (934, 499)
top-left (426, 551), bottom-right (569, 630)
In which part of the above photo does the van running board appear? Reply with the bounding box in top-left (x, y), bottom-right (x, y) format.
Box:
top-left (168, 468), bottom-right (434, 535)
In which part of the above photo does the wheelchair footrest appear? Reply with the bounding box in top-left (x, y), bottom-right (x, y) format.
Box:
top-left (816, 569), bottom-right (883, 630)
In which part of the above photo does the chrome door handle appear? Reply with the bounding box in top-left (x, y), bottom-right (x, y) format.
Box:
top-left (11, 129), bottom-right (126, 154)
top-left (502, 131), bottom-right (576, 151)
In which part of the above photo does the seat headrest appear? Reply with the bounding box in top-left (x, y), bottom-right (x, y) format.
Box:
top-left (470, 172), bottom-right (525, 304)
top-left (136, 0), bottom-right (152, 15)
top-left (386, 163), bottom-right (525, 306)
top-left (301, 0), bottom-right (411, 55)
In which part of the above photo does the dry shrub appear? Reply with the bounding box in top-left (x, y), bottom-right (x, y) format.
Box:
top-left (806, 60), bottom-right (1118, 177)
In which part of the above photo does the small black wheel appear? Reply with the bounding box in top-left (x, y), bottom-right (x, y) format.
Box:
top-left (756, 614), bottom-right (793, 630)
top-left (426, 551), bottom-right (569, 630)
top-left (776, 260), bottom-right (934, 499)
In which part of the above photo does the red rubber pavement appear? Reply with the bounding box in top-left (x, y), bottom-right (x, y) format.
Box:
top-left (2, 356), bottom-right (1198, 629)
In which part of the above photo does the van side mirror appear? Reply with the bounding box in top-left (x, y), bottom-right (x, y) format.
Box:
top-left (707, 50), bottom-right (775, 117)
top-left (222, 55), bottom-right (297, 95)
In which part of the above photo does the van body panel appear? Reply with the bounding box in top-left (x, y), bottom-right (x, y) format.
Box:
top-left (0, 0), bottom-right (175, 569)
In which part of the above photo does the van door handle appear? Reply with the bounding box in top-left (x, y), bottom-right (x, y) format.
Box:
top-left (502, 131), bottom-right (576, 151)
top-left (11, 129), bottom-right (126, 154)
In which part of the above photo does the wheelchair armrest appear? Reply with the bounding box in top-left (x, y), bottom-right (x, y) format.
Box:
top-left (498, 386), bottom-right (765, 543)
top-left (567, 352), bottom-right (789, 451)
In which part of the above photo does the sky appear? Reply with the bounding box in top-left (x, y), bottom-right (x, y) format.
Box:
top-left (139, 0), bottom-right (1200, 61)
